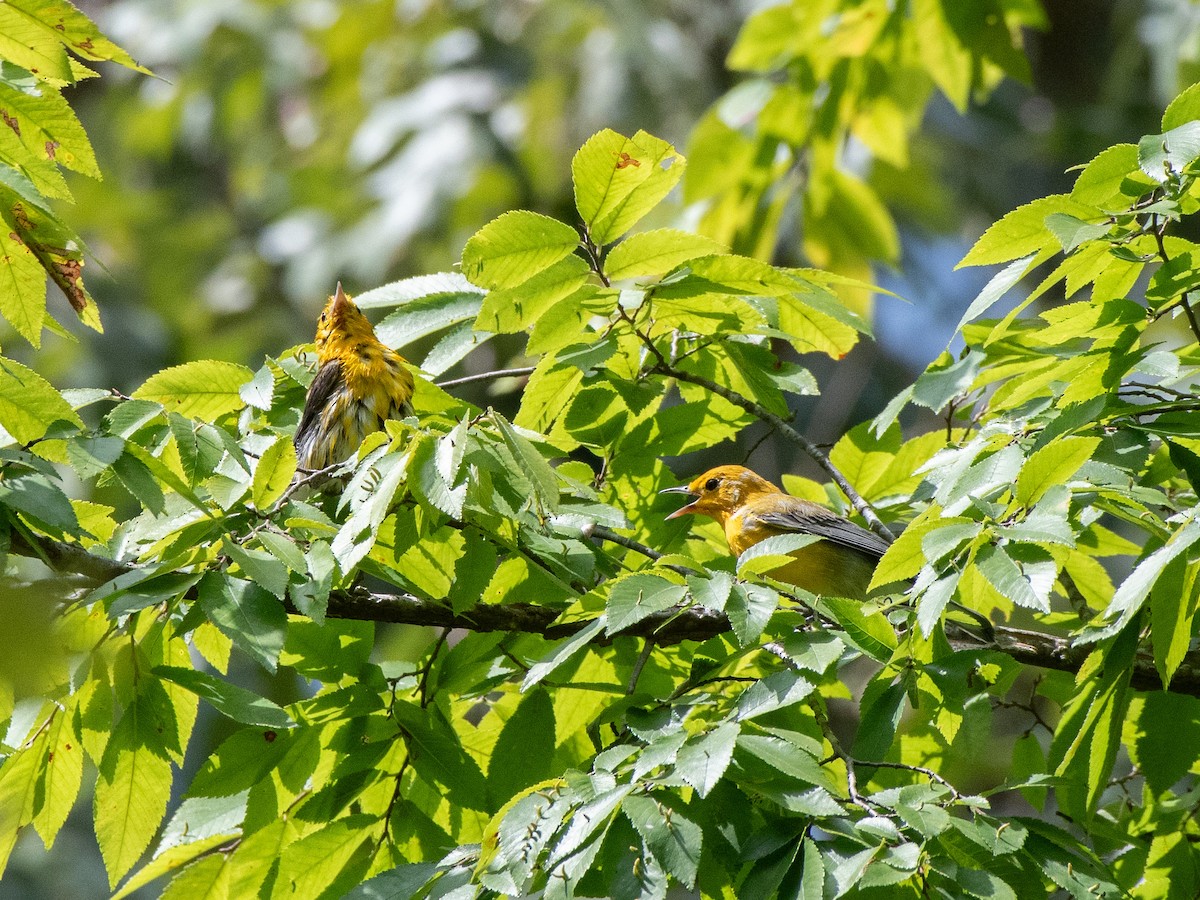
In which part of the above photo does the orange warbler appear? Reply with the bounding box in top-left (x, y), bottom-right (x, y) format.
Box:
top-left (294, 283), bottom-right (414, 469)
top-left (663, 464), bottom-right (889, 599)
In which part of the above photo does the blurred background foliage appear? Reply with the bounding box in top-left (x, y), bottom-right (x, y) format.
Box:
top-left (45, 0), bottom-right (1200, 451)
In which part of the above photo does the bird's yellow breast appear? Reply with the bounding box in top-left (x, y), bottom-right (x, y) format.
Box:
top-left (724, 506), bottom-right (876, 599)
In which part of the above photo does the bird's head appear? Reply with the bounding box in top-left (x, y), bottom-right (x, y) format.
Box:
top-left (314, 283), bottom-right (377, 357)
top-left (662, 465), bottom-right (779, 526)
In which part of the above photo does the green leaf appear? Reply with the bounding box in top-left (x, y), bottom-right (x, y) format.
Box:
top-left (958, 195), bottom-right (1095, 268)
top-left (111, 832), bottom-right (233, 900)
top-left (572, 129), bottom-right (685, 246)
top-left (622, 794), bottom-right (702, 888)
top-left (735, 733), bottom-right (831, 790)
top-left (606, 573), bottom-right (687, 635)
top-left (911, 349), bottom-right (982, 413)
top-left (273, 816), bottom-right (373, 900)
top-left (1015, 436), bottom-right (1099, 506)
top-left (1150, 556), bottom-right (1200, 688)
top-left (251, 435), bottom-right (296, 510)
top-left (1138, 121), bottom-right (1200, 182)
top-left (0, 217), bottom-right (49, 342)
top-left (460, 210), bottom-right (581, 290)
top-left (1163, 83), bottom-right (1200, 131)
top-left (0, 472), bottom-right (78, 534)
top-left (674, 721), bottom-right (738, 799)
top-left (852, 679), bottom-right (905, 760)
top-left (132, 360), bottom-right (253, 422)
top-left (523, 616), bottom-right (605, 689)
top-left (734, 670), bottom-right (814, 720)
top-left (31, 703), bottom-right (83, 846)
top-left (1080, 517), bottom-right (1200, 643)
top-left (1070, 143), bottom-right (1147, 207)
top-left (1133, 692), bottom-right (1200, 795)
top-left (238, 364), bottom-right (273, 411)
top-left (687, 571), bottom-right (733, 613)
top-left (110, 449), bottom-right (164, 516)
top-left (974, 544), bottom-right (1051, 613)
top-left (0, 79), bottom-right (97, 179)
top-left (94, 690), bottom-right (175, 887)
top-left (476, 254), bottom-right (590, 334)
top-left (487, 688), bottom-right (555, 810)
top-left (604, 229), bottom-right (726, 281)
top-left (364, 272), bottom-right (485, 345)
top-left (493, 414), bottom-right (560, 514)
top-left (292, 540), bottom-right (335, 624)
top-left (726, 582), bottom-right (780, 646)
top-left (196, 573), bottom-right (287, 673)
top-left (0, 737), bottom-right (42, 874)
top-left (391, 701), bottom-right (489, 811)
top-left (953, 254), bottom-right (1036, 334)
top-left (331, 449), bottom-right (407, 572)
top-left (0, 355), bottom-right (82, 442)
top-left (1049, 627), bottom-right (1137, 821)
top-left (0, 6), bottom-right (73, 85)
top-left (1044, 213), bottom-right (1110, 254)
top-left (822, 597), bottom-right (896, 662)
top-left (154, 665), bottom-right (294, 729)
top-left (6, 0), bottom-right (145, 70)
top-left (915, 572), bottom-right (959, 637)
top-left (256, 529), bottom-right (307, 575)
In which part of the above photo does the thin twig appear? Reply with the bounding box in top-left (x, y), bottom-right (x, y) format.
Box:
top-left (436, 367), bottom-right (537, 389)
top-left (1183, 296), bottom-right (1200, 344)
top-left (590, 526), bottom-right (663, 560)
top-left (590, 526), bottom-right (695, 577)
top-left (626, 640), bottom-right (655, 694)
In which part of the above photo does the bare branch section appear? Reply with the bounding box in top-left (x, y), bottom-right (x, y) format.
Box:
top-left (14, 530), bottom-right (1200, 696)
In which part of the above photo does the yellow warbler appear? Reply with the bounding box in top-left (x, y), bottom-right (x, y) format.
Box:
top-left (663, 464), bottom-right (888, 599)
top-left (294, 284), bottom-right (414, 469)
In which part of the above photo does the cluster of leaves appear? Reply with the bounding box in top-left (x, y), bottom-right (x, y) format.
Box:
top-left (0, 0), bottom-right (143, 341)
top-left (0, 116), bottom-right (1182, 900)
top-left (862, 86), bottom-right (1200, 889)
top-left (683, 0), bottom-right (1046, 298)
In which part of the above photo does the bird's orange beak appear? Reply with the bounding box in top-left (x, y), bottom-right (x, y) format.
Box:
top-left (660, 485), bottom-right (698, 520)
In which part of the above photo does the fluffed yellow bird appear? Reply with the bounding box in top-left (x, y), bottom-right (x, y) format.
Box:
top-left (663, 464), bottom-right (889, 599)
top-left (294, 283), bottom-right (415, 469)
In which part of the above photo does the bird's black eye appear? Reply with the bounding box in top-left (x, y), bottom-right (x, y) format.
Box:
top-left (705, 477), bottom-right (720, 491)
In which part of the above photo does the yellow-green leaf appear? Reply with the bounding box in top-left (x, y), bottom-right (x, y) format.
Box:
top-left (251, 435), bottom-right (296, 510)
top-left (1015, 436), bottom-right (1099, 507)
top-left (132, 360), bottom-right (253, 422)
top-left (573, 129), bottom-right (685, 246)
top-left (461, 210), bottom-right (580, 291)
top-left (93, 692), bottom-right (174, 887)
top-left (604, 228), bottom-right (726, 281)
top-left (0, 355), bottom-right (83, 442)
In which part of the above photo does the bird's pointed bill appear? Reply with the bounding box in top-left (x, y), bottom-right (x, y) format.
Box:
top-left (333, 282), bottom-right (350, 313)
top-left (661, 484), bottom-right (698, 520)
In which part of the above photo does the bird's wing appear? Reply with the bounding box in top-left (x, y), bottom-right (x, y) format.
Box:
top-left (752, 502), bottom-right (890, 560)
top-left (295, 359), bottom-right (344, 442)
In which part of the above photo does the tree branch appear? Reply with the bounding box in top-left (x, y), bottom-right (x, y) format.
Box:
top-left (14, 530), bottom-right (1200, 696)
